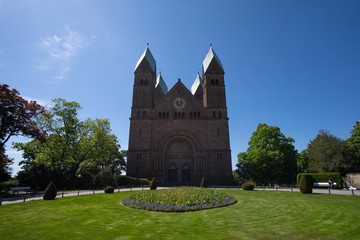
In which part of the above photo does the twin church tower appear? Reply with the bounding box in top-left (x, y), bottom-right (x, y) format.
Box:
top-left (127, 46), bottom-right (232, 184)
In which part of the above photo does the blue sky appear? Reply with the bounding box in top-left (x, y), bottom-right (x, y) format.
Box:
top-left (1, 1), bottom-right (360, 175)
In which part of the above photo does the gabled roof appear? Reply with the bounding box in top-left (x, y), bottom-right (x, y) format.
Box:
top-left (202, 47), bottom-right (224, 74)
top-left (191, 74), bottom-right (202, 95)
top-left (155, 73), bottom-right (168, 94)
top-left (134, 47), bottom-right (156, 73)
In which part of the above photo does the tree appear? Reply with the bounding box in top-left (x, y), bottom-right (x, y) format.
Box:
top-left (0, 84), bottom-right (47, 179)
top-left (14, 98), bottom-right (126, 189)
top-left (235, 152), bottom-right (250, 181)
top-left (236, 123), bottom-right (297, 185)
top-left (297, 149), bottom-right (309, 173)
top-left (307, 130), bottom-right (352, 174)
top-left (346, 120), bottom-right (360, 172)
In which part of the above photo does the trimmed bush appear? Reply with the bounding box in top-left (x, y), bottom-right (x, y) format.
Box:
top-left (43, 181), bottom-right (57, 200)
top-left (200, 176), bottom-right (207, 188)
top-left (104, 186), bottom-right (115, 193)
top-left (242, 181), bottom-right (255, 191)
top-left (297, 172), bottom-right (342, 188)
top-left (299, 174), bottom-right (314, 194)
top-left (150, 177), bottom-right (157, 190)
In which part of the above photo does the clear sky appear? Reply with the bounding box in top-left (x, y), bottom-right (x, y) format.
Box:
top-left (1, 1), bottom-right (360, 176)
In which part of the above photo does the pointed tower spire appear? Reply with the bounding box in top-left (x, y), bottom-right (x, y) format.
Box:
top-left (134, 46), bottom-right (156, 73)
top-left (202, 46), bottom-right (224, 74)
top-left (155, 72), bottom-right (168, 94)
top-left (191, 73), bottom-right (202, 95)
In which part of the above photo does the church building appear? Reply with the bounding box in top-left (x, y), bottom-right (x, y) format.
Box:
top-left (127, 46), bottom-right (233, 185)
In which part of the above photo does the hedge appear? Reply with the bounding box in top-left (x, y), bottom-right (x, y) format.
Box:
top-left (117, 176), bottom-right (149, 187)
top-left (297, 172), bottom-right (342, 188)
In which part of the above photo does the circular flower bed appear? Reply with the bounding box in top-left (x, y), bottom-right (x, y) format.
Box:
top-left (122, 187), bottom-right (237, 212)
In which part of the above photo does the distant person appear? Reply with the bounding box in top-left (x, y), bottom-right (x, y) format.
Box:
top-left (327, 178), bottom-right (333, 189)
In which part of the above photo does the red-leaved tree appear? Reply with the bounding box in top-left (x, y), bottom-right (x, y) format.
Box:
top-left (0, 84), bottom-right (47, 179)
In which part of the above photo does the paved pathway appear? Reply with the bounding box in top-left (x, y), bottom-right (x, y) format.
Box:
top-left (0, 187), bottom-right (154, 205)
top-left (1, 186), bottom-right (358, 205)
top-left (252, 186), bottom-right (359, 196)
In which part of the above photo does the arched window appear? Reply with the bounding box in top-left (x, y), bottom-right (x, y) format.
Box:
top-left (218, 111), bottom-right (222, 118)
top-left (215, 79), bottom-right (219, 85)
top-left (142, 111), bottom-right (146, 118)
top-left (211, 79), bottom-right (215, 85)
top-left (136, 111), bottom-right (140, 118)
top-left (213, 111), bottom-right (216, 118)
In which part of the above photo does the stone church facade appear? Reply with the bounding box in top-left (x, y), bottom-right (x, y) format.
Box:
top-left (127, 46), bottom-right (232, 185)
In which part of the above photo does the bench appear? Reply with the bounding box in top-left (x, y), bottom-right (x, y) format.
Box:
top-left (11, 187), bottom-right (32, 194)
top-left (313, 182), bottom-right (337, 188)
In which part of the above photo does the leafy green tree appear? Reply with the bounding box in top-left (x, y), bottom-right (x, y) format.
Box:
top-left (235, 152), bottom-right (249, 181)
top-left (236, 123), bottom-right (297, 185)
top-left (14, 98), bottom-right (126, 189)
top-left (297, 149), bottom-right (309, 173)
top-left (307, 130), bottom-right (352, 174)
top-left (0, 84), bottom-right (47, 180)
top-left (346, 120), bottom-right (360, 172)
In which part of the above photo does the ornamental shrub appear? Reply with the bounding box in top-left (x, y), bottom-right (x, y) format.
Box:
top-left (299, 174), bottom-right (314, 194)
top-left (242, 181), bottom-right (255, 190)
top-left (43, 181), bottom-right (57, 200)
top-left (150, 177), bottom-right (157, 190)
top-left (104, 186), bottom-right (115, 193)
top-left (200, 176), bottom-right (207, 188)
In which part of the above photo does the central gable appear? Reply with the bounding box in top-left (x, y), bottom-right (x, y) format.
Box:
top-left (154, 79), bottom-right (205, 112)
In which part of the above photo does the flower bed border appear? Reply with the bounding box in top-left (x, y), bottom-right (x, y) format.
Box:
top-left (122, 195), bottom-right (237, 212)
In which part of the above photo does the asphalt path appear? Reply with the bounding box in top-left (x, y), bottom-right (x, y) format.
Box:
top-left (0, 186), bottom-right (358, 205)
top-left (0, 187), bottom-right (153, 205)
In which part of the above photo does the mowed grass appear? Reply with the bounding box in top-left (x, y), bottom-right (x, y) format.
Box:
top-left (0, 190), bottom-right (359, 240)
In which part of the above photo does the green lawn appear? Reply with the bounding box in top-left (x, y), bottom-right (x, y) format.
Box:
top-left (0, 190), bottom-right (359, 240)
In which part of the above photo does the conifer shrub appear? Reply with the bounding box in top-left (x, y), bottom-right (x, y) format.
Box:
top-left (242, 181), bottom-right (255, 191)
top-left (104, 186), bottom-right (115, 193)
top-left (200, 176), bottom-right (207, 188)
top-left (299, 174), bottom-right (314, 194)
top-left (150, 177), bottom-right (157, 190)
top-left (43, 181), bottom-right (57, 200)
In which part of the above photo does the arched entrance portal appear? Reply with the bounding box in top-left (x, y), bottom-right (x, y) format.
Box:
top-left (165, 137), bottom-right (194, 183)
